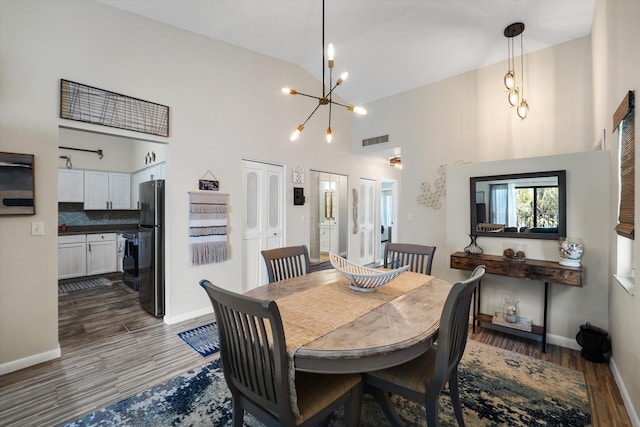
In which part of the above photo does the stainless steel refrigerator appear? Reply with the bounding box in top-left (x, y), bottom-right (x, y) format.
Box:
top-left (138, 179), bottom-right (165, 317)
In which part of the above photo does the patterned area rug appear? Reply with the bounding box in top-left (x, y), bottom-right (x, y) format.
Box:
top-left (58, 277), bottom-right (113, 294)
top-left (177, 323), bottom-right (220, 357)
top-left (62, 340), bottom-right (591, 426)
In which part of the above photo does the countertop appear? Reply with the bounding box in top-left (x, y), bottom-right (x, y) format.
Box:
top-left (58, 224), bottom-right (139, 235)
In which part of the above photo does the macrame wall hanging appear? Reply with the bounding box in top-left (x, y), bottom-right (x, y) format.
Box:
top-left (189, 192), bottom-right (228, 265)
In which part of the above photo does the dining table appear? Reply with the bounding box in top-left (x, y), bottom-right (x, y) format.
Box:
top-left (243, 268), bottom-right (454, 375)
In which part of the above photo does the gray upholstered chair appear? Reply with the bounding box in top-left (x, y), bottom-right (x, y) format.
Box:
top-left (363, 265), bottom-right (486, 427)
top-left (199, 279), bottom-right (362, 427)
top-left (383, 243), bottom-right (436, 275)
top-left (261, 245), bottom-right (311, 283)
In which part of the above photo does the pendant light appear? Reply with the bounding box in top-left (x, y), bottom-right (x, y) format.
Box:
top-left (503, 22), bottom-right (528, 119)
top-left (282, 0), bottom-right (367, 143)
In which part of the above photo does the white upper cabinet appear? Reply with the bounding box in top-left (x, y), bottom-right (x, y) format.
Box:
top-left (131, 162), bottom-right (165, 210)
top-left (58, 169), bottom-right (85, 202)
top-left (84, 170), bottom-right (131, 210)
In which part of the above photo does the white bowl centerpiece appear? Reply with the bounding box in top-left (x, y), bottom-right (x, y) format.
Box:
top-left (329, 252), bottom-right (409, 292)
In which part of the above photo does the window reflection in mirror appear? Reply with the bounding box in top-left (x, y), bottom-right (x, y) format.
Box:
top-left (470, 170), bottom-right (566, 240)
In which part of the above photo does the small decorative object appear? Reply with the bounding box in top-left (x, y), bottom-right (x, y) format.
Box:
top-left (292, 166), bottom-right (304, 184)
top-left (463, 234), bottom-right (483, 255)
top-left (558, 237), bottom-right (584, 267)
top-left (503, 243), bottom-right (526, 261)
top-left (329, 252), bottom-right (409, 292)
top-left (199, 170), bottom-right (219, 191)
top-left (502, 295), bottom-right (519, 323)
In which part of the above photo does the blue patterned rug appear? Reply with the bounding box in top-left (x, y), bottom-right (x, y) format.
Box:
top-left (62, 341), bottom-right (591, 426)
top-left (177, 323), bottom-right (220, 357)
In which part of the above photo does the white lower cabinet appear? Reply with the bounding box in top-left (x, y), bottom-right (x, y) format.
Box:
top-left (86, 233), bottom-right (117, 276)
top-left (58, 233), bottom-right (118, 279)
top-left (58, 235), bottom-right (87, 279)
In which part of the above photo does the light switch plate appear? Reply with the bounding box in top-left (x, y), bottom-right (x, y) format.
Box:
top-left (31, 221), bottom-right (44, 236)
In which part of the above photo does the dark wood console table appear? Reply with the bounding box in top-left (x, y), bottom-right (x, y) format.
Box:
top-left (450, 251), bottom-right (582, 352)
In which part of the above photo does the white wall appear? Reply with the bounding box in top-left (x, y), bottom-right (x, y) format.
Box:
top-left (446, 151), bottom-right (610, 347)
top-left (592, 0), bottom-right (640, 423)
top-left (0, 0), bottom-right (386, 372)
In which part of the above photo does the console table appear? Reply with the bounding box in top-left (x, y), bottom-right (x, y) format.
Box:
top-left (450, 251), bottom-right (582, 352)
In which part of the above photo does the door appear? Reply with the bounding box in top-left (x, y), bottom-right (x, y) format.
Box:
top-left (242, 160), bottom-right (284, 291)
top-left (359, 178), bottom-right (376, 265)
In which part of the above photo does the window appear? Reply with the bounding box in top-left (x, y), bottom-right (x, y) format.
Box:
top-left (613, 90), bottom-right (635, 295)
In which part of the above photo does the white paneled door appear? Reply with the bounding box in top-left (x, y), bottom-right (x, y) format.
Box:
top-left (242, 160), bottom-right (284, 291)
top-left (359, 178), bottom-right (376, 265)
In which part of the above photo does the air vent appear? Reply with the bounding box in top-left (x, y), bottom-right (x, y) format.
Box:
top-left (362, 134), bottom-right (389, 146)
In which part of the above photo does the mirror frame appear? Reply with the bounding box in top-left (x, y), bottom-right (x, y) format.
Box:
top-left (469, 170), bottom-right (566, 240)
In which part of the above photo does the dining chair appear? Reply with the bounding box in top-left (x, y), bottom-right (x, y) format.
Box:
top-left (363, 265), bottom-right (486, 427)
top-left (476, 223), bottom-right (505, 232)
top-left (261, 245), bottom-right (311, 283)
top-left (383, 243), bottom-right (437, 275)
top-left (199, 279), bottom-right (363, 427)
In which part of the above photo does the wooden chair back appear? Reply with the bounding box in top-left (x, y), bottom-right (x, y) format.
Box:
top-left (261, 245), bottom-right (311, 283)
top-left (476, 223), bottom-right (505, 232)
top-left (384, 243), bottom-right (436, 275)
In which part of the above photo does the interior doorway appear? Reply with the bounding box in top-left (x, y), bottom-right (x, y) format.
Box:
top-left (380, 179), bottom-right (397, 260)
top-left (309, 170), bottom-right (348, 265)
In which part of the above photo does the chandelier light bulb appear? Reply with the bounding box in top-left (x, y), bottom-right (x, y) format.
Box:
top-left (508, 87), bottom-right (519, 107)
top-left (504, 71), bottom-right (515, 90)
top-left (326, 127), bottom-right (333, 143)
top-left (327, 43), bottom-right (335, 68)
top-left (348, 105), bottom-right (367, 115)
top-left (282, 87), bottom-right (297, 95)
top-left (517, 99), bottom-right (529, 119)
top-left (336, 72), bottom-right (348, 85)
top-left (290, 124), bottom-right (304, 141)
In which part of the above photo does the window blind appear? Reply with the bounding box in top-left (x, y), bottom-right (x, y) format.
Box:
top-left (614, 91), bottom-right (635, 239)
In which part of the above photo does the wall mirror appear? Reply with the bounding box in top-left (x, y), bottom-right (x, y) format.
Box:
top-left (470, 170), bottom-right (566, 240)
top-left (309, 170), bottom-right (348, 265)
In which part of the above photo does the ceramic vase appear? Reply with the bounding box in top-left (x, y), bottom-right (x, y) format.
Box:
top-left (559, 237), bottom-right (584, 267)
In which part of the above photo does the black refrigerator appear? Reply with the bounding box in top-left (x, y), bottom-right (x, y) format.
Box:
top-left (138, 179), bottom-right (165, 317)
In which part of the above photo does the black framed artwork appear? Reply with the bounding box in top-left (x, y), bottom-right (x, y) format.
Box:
top-left (0, 152), bottom-right (35, 215)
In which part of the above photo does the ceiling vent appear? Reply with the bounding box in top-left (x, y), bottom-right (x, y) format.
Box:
top-left (362, 134), bottom-right (389, 146)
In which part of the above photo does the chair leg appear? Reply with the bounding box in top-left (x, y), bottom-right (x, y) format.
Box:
top-left (343, 382), bottom-right (364, 427)
top-left (448, 370), bottom-right (465, 427)
top-left (232, 399), bottom-right (244, 427)
top-left (365, 385), bottom-right (405, 427)
top-left (425, 396), bottom-right (440, 427)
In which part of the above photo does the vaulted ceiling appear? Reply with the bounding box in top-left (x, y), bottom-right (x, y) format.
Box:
top-left (97, 0), bottom-right (595, 105)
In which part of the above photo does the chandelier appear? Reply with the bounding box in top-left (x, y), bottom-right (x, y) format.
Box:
top-left (282, 0), bottom-right (367, 143)
top-left (390, 157), bottom-right (402, 169)
top-left (503, 22), bottom-right (529, 119)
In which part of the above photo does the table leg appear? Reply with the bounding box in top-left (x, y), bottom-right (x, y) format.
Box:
top-left (542, 281), bottom-right (549, 353)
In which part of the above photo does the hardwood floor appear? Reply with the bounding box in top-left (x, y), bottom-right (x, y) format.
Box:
top-left (0, 280), bottom-right (632, 426)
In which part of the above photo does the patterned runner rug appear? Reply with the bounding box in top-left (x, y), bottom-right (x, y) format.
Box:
top-left (62, 340), bottom-right (591, 426)
top-left (58, 277), bottom-right (113, 294)
top-left (177, 323), bottom-right (220, 357)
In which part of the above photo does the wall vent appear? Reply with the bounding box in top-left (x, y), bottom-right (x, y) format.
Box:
top-left (362, 134), bottom-right (389, 146)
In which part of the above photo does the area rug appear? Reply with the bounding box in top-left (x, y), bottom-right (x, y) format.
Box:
top-left (177, 323), bottom-right (220, 357)
top-left (58, 277), bottom-right (112, 294)
top-left (62, 340), bottom-right (591, 426)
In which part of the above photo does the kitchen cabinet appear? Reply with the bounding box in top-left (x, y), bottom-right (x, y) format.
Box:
top-left (84, 170), bottom-right (131, 210)
top-left (86, 233), bottom-right (117, 275)
top-left (58, 234), bottom-right (87, 279)
top-left (131, 162), bottom-right (165, 210)
top-left (58, 169), bottom-right (84, 202)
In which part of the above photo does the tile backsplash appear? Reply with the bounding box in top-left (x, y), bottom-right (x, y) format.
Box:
top-left (59, 203), bottom-right (139, 226)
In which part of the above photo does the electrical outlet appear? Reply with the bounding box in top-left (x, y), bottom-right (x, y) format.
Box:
top-left (31, 221), bottom-right (44, 236)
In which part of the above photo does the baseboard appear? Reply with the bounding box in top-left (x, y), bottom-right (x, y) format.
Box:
top-left (163, 306), bottom-right (213, 325)
top-left (546, 333), bottom-right (581, 351)
top-left (610, 356), bottom-right (640, 427)
top-left (0, 345), bottom-right (61, 375)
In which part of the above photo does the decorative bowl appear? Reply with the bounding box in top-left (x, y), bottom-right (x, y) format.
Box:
top-left (329, 252), bottom-right (409, 292)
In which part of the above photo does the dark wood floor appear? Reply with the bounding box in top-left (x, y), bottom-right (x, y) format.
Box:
top-left (0, 280), bottom-right (632, 426)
